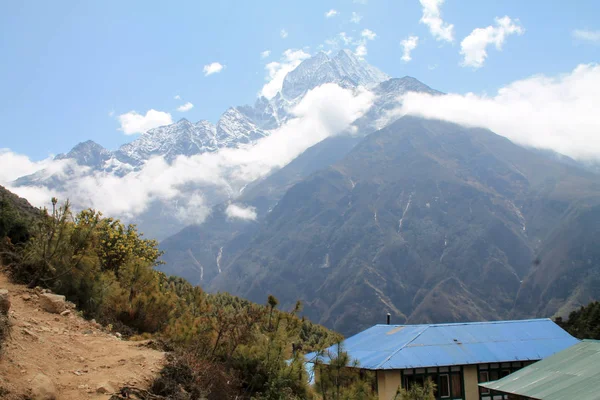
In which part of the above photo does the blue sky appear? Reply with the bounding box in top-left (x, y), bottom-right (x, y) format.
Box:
top-left (1, 0), bottom-right (599, 160)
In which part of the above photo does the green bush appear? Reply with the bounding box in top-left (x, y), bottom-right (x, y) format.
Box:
top-left (4, 199), bottom-right (344, 399)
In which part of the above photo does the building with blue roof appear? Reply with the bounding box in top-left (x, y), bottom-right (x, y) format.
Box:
top-left (305, 318), bottom-right (578, 400)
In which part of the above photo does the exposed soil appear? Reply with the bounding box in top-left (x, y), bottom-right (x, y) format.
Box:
top-left (0, 272), bottom-right (165, 399)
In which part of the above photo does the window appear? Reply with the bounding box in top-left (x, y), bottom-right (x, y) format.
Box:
top-left (479, 370), bottom-right (490, 395)
top-left (404, 375), bottom-right (424, 390)
top-left (439, 374), bottom-right (450, 398)
top-left (451, 373), bottom-right (462, 397)
top-left (490, 369), bottom-right (499, 381)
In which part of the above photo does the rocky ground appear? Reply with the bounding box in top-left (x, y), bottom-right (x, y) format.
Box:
top-left (0, 272), bottom-right (165, 399)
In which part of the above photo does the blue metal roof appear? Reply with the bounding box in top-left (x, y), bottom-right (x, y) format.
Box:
top-left (306, 319), bottom-right (579, 370)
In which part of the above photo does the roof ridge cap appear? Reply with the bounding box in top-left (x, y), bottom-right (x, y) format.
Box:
top-left (374, 325), bottom-right (430, 369)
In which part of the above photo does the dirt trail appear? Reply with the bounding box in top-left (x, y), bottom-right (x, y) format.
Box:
top-left (0, 272), bottom-right (165, 399)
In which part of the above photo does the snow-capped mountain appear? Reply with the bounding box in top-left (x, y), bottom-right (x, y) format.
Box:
top-left (12, 49), bottom-right (433, 239)
top-left (44, 49), bottom-right (390, 173)
top-left (281, 50), bottom-right (389, 100)
top-left (54, 140), bottom-right (113, 168)
top-left (115, 119), bottom-right (218, 165)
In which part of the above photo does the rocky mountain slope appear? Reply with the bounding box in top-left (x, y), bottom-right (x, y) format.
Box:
top-left (0, 272), bottom-right (164, 399)
top-left (158, 75), bottom-right (442, 284)
top-left (165, 116), bottom-right (600, 336)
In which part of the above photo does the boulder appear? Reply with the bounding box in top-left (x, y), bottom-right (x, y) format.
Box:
top-left (0, 289), bottom-right (10, 315)
top-left (39, 293), bottom-right (67, 314)
top-left (30, 373), bottom-right (57, 400)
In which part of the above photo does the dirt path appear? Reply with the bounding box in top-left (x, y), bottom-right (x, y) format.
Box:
top-left (0, 273), bottom-right (165, 399)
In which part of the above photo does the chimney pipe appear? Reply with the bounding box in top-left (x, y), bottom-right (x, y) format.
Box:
top-left (386, 313), bottom-right (391, 325)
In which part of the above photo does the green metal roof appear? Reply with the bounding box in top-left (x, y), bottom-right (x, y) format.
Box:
top-left (480, 340), bottom-right (600, 400)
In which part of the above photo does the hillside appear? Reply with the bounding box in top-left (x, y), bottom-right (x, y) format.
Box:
top-left (200, 116), bottom-right (600, 335)
top-left (0, 185), bottom-right (344, 399)
top-left (0, 272), bottom-right (164, 399)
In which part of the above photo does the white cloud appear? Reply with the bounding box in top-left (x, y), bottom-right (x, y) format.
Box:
top-left (0, 149), bottom-right (55, 185)
top-left (353, 29), bottom-right (377, 59)
top-left (118, 109), bottom-right (173, 135)
top-left (401, 36), bottom-right (419, 62)
top-left (339, 32), bottom-right (353, 45)
top-left (325, 9), bottom-right (338, 18)
top-left (175, 192), bottom-right (210, 224)
top-left (261, 50), bottom-right (271, 58)
top-left (396, 63), bottom-right (600, 161)
top-left (260, 49), bottom-right (311, 99)
top-left (108, 110), bottom-right (115, 117)
top-left (177, 102), bottom-right (194, 112)
top-left (280, 29), bottom-right (288, 39)
top-left (225, 203), bottom-right (257, 220)
top-left (203, 62), bottom-right (225, 76)
top-left (174, 95), bottom-right (181, 100)
top-left (419, 0), bottom-right (454, 43)
top-left (350, 12), bottom-right (363, 24)
top-left (572, 29), bottom-right (600, 43)
top-left (361, 29), bottom-right (377, 40)
top-left (460, 16), bottom-right (524, 68)
top-left (5, 84), bottom-right (375, 225)
top-left (355, 44), bottom-right (367, 58)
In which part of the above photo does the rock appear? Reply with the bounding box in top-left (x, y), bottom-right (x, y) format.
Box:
top-left (90, 318), bottom-right (101, 328)
top-left (95, 382), bottom-right (115, 394)
top-left (60, 309), bottom-right (71, 317)
top-left (22, 294), bottom-right (32, 301)
top-left (39, 293), bottom-right (66, 314)
top-left (30, 373), bottom-right (57, 400)
top-left (0, 289), bottom-right (10, 315)
top-left (22, 328), bottom-right (39, 340)
top-left (115, 332), bottom-right (122, 339)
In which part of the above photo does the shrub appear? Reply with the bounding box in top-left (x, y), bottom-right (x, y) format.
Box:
top-left (151, 352), bottom-right (240, 400)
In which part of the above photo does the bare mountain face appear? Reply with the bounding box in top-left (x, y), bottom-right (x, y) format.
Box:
top-left (12, 50), bottom-right (396, 239)
top-left (159, 116), bottom-right (600, 336)
top-left (158, 78), bottom-right (442, 283)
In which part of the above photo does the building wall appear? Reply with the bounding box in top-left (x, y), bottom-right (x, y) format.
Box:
top-left (377, 370), bottom-right (401, 400)
top-left (375, 365), bottom-right (482, 400)
top-left (463, 365), bottom-right (479, 400)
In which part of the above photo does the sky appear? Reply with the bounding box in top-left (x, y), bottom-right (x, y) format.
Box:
top-left (1, 0), bottom-right (599, 161)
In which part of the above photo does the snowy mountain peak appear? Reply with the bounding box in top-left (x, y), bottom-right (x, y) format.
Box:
top-left (115, 119), bottom-right (218, 164)
top-left (280, 49), bottom-right (389, 100)
top-left (54, 140), bottom-right (112, 167)
top-left (216, 108), bottom-right (267, 146)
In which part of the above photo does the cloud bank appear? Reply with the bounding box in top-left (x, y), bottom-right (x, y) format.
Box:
top-left (398, 63), bottom-right (600, 161)
top-left (4, 84), bottom-right (375, 224)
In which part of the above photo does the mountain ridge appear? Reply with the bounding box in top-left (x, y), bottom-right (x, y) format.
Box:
top-left (195, 116), bottom-right (600, 335)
